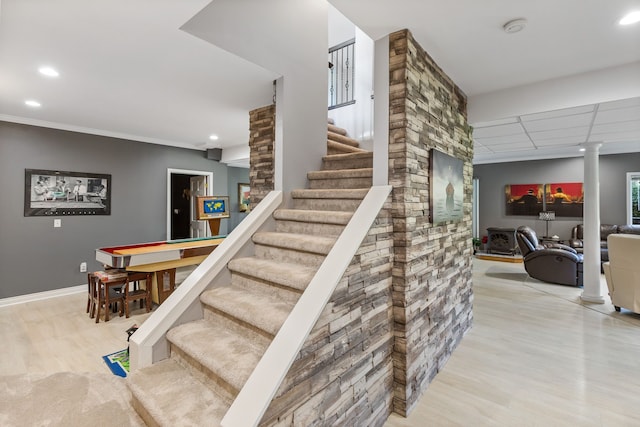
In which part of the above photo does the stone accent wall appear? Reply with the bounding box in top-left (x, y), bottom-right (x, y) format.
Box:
top-left (388, 29), bottom-right (474, 416)
top-left (262, 204), bottom-right (395, 426)
top-left (249, 104), bottom-right (276, 207)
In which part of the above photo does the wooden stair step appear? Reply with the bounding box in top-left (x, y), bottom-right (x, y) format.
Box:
top-left (228, 257), bottom-right (317, 292)
top-left (128, 358), bottom-right (229, 427)
top-left (166, 318), bottom-right (267, 395)
top-left (200, 285), bottom-right (295, 337)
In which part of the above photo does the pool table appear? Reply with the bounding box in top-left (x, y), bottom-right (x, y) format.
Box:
top-left (96, 236), bottom-right (224, 304)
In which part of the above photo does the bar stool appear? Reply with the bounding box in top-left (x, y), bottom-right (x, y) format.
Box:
top-left (123, 272), bottom-right (152, 318)
top-left (90, 270), bottom-right (128, 323)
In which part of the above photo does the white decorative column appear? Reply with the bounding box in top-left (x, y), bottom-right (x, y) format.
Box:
top-left (581, 141), bottom-right (605, 303)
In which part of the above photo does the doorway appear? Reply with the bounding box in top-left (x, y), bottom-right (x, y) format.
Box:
top-left (166, 168), bottom-right (214, 240)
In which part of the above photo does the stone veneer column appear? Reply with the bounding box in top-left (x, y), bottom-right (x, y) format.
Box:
top-left (249, 104), bottom-right (276, 208)
top-left (388, 29), bottom-right (474, 416)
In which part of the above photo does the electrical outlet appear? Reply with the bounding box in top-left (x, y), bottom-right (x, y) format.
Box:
top-left (54, 218), bottom-right (61, 228)
top-left (80, 262), bottom-right (87, 273)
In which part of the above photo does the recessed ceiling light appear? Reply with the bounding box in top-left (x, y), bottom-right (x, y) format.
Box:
top-left (619, 11), bottom-right (640, 26)
top-left (503, 18), bottom-right (527, 34)
top-left (38, 66), bottom-right (59, 77)
top-left (579, 148), bottom-right (586, 152)
top-left (25, 100), bottom-right (41, 108)
top-left (209, 134), bottom-right (219, 141)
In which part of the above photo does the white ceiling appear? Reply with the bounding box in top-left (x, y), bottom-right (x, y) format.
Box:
top-left (1, 0), bottom-right (639, 167)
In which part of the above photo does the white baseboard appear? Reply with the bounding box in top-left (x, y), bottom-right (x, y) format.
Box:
top-left (0, 284), bottom-right (85, 308)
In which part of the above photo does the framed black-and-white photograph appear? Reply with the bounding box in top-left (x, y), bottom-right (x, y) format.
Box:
top-left (24, 168), bottom-right (112, 216)
top-left (430, 149), bottom-right (464, 224)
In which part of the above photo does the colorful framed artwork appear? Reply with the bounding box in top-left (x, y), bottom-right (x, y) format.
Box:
top-left (196, 195), bottom-right (230, 220)
top-left (238, 183), bottom-right (250, 213)
top-left (545, 182), bottom-right (583, 217)
top-left (505, 184), bottom-right (544, 216)
top-left (430, 149), bottom-right (464, 224)
top-left (24, 168), bottom-right (111, 216)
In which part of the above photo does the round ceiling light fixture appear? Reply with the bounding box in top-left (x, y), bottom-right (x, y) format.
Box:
top-left (503, 18), bottom-right (527, 34)
top-left (619, 11), bottom-right (640, 26)
top-left (38, 66), bottom-right (59, 77)
top-left (25, 99), bottom-right (42, 108)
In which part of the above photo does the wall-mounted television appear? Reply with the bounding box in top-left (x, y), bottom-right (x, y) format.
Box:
top-left (196, 195), bottom-right (230, 220)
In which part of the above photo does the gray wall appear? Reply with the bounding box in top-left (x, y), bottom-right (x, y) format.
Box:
top-left (0, 121), bottom-right (246, 298)
top-left (473, 153), bottom-right (640, 240)
top-left (226, 166), bottom-right (250, 231)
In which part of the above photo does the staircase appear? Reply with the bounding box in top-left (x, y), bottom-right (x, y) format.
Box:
top-left (128, 123), bottom-right (373, 426)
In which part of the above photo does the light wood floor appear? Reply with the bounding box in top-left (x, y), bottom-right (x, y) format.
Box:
top-left (2, 260), bottom-right (639, 426)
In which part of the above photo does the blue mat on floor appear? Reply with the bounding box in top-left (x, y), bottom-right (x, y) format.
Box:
top-left (102, 349), bottom-right (129, 377)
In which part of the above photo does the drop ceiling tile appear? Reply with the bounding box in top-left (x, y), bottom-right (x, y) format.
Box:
top-left (533, 136), bottom-right (586, 147)
top-left (484, 142), bottom-right (534, 151)
top-left (588, 130), bottom-right (640, 143)
top-left (472, 122), bottom-right (524, 138)
top-left (521, 113), bottom-right (594, 132)
top-left (593, 105), bottom-right (640, 125)
top-left (472, 144), bottom-right (492, 153)
top-left (471, 117), bottom-right (519, 128)
top-left (520, 105), bottom-right (595, 122)
top-left (598, 97), bottom-right (640, 111)
top-left (591, 120), bottom-right (640, 134)
top-left (528, 126), bottom-right (589, 141)
top-left (474, 133), bottom-right (532, 146)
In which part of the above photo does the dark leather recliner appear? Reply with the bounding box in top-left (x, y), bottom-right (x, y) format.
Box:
top-left (516, 226), bottom-right (584, 287)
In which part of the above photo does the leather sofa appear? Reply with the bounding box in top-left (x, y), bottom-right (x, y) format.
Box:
top-left (603, 234), bottom-right (640, 313)
top-left (516, 226), bottom-right (584, 287)
top-left (568, 224), bottom-right (640, 262)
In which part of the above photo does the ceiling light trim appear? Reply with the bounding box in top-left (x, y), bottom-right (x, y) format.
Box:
top-left (619, 11), bottom-right (640, 26)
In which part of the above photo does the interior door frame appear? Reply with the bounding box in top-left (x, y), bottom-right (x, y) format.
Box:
top-left (166, 168), bottom-right (213, 240)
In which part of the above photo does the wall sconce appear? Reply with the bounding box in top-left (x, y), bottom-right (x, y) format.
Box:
top-left (538, 210), bottom-right (555, 237)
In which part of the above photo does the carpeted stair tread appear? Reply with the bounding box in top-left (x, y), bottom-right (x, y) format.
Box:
top-left (166, 319), bottom-right (267, 392)
top-left (273, 209), bottom-right (353, 225)
top-left (252, 231), bottom-right (336, 254)
top-left (228, 257), bottom-right (317, 292)
top-left (322, 151), bottom-right (374, 170)
top-left (201, 285), bottom-right (295, 336)
top-left (327, 140), bottom-right (367, 154)
top-left (327, 131), bottom-right (359, 147)
top-left (328, 123), bottom-right (347, 136)
top-left (323, 151), bottom-right (373, 162)
top-left (291, 188), bottom-right (369, 199)
top-left (308, 168), bottom-right (373, 180)
top-left (128, 358), bottom-right (229, 426)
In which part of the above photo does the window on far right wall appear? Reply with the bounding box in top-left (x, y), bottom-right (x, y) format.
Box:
top-left (627, 172), bottom-right (640, 225)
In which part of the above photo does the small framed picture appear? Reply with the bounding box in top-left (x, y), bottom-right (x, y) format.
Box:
top-left (238, 183), bottom-right (250, 212)
top-left (429, 150), bottom-right (463, 224)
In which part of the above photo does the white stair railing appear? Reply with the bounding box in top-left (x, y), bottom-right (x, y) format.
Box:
top-left (129, 191), bottom-right (283, 370)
